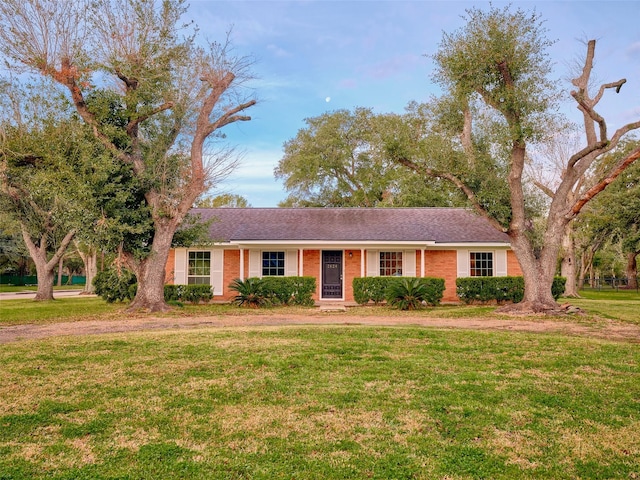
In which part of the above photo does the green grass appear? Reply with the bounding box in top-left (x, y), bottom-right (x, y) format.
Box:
top-left (1, 326), bottom-right (638, 479)
top-left (2, 288), bottom-right (639, 326)
top-left (561, 289), bottom-right (640, 324)
top-left (0, 297), bottom-right (122, 324)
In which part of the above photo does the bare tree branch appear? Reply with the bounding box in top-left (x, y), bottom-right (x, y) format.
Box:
top-left (570, 145), bottom-right (640, 217)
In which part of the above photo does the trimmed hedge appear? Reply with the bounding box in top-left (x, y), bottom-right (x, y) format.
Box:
top-left (353, 277), bottom-right (445, 306)
top-left (94, 268), bottom-right (213, 304)
top-left (229, 276), bottom-right (316, 307)
top-left (261, 276), bottom-right (316, 306)
top-left (456, 276), bottom-right (566, 304)
top-left (164, 284), bottom-right (213, 304)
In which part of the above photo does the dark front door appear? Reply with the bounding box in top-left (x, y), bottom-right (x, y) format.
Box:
top-left (322, 250), bottom-right (343, 299)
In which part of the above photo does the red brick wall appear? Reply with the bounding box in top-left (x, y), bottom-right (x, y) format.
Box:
top-left (220, 250), bottom-right (241, 300)
top-left (507, 250), bottom-right (523, 276)
top-left (424, 250), bottom-right (458, 302)
top-left (344, 249), bottom-right (362, 302)
top-left (303, 250), bottom-right (321, 302)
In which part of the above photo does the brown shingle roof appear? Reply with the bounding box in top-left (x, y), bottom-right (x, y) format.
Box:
top-left (189, 208), bottom-right (510, 244)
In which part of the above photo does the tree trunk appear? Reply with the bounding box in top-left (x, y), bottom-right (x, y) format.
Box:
top-left (77, 245), bottom-right (98, 294)
top-left (625, 251), bottom-right (638, 290)
top-left (497, 232), bottom-right (560, 314)
top-left (33, 261), bottom-right (55, 301)
top-left (577, 252), bottom-right (588, 290)
top-left (496, 143), bottom-right (564, 314)
top-left (20, 225), bottom-right (75, 301)
top-left (560, 223), bottom-right (579, 297)
top-left (57, 256), bottom-right (64, 287)
top-left (126, 220), bottom-right (175, 312)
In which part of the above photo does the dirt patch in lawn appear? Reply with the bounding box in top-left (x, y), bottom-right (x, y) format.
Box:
top-left (2, 312), bottom-right (640, 344)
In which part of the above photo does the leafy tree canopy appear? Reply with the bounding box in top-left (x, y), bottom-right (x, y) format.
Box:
top-left (275, 107), bottom-right (464, 208)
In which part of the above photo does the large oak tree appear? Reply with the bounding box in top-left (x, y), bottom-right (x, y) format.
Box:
top-left (0, 0), bottom-right (256, 311)
top-left (393, 6), bottom-right (640, 313)
top-left (275, 108), bottom-right (463, 207)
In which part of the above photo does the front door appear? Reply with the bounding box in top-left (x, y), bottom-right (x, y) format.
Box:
top-left (322, 250), bottom-right (343, 299)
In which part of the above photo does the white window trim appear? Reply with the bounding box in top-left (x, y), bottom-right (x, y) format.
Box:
top-left (187, 251), bottom-right (212, 284)
top-left (248, 249), bottom-right (299, 278)
top-left (457, 249), bottom-right (507, 278)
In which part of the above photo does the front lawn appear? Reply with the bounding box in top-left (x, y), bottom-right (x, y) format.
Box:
top-left (1, 326), bottom-right (638, 479)
top-left (560, 289), bottom-right (640, 325)
top-left (0, 297), bottom-right (123, 325)
top-left (1, 288), bottom-right (639, 326)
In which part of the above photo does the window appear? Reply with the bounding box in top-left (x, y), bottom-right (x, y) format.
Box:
top-left (188, 251), bottom-right (211, 284)
top-left (262, 251), bottom-right (285, 276)
top-left (380, 252), bottom-right (402, 276)
top-left (470, 252), bottom-right (493, 277)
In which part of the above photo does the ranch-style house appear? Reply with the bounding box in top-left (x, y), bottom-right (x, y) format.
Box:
top-left (165, 208), bottom-right (523, 304)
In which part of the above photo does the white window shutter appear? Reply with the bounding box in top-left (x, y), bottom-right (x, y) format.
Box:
top-left (457, 249), bottom-right (469, 278)
top-left (367, 250), bottom-right (379, 276)
top-left (285, 250), bottom-right (298, 276)
top-left (495, 250), bottom-right (507, 277)
top-left (174, 248), bottom-right (187, 284)
top-left (211, 250), bottom-right (224, 295)
top-left (248, 250), bottom-right (261, 278)
top-left (403, 250), bottom-right (416, 277)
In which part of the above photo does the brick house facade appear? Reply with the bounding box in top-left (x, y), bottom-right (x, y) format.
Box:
top-left (165, 208), bottom-right (523, 303)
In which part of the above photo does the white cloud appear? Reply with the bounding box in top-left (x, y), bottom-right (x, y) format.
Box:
top-left (266, 44), bottom-right (291, 58)
top-left (214, 148), bottom-right (286, 207)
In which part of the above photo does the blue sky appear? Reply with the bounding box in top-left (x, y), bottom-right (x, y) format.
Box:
top-left (184, 1), bottom-right (640, 207)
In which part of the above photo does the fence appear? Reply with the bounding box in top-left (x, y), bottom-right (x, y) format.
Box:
top-left (0, 275), bottom-right (87, 286)
top-left (580, 276), bottom-right (639, 292)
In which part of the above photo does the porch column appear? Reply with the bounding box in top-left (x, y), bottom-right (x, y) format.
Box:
top-left (421, 249), bottom-right (425, 277)
top-left (239, 248), bottom-right (245, 281)
top-left (361, 248), bottom-right (365, 277)
top-left (299, 249), bottom-right (304, 276)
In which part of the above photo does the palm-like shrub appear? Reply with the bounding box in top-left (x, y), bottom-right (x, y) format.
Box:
top-left (385, 277), bottom-right (428, 310)
top-left (229, 277), bottom-right (270, 308)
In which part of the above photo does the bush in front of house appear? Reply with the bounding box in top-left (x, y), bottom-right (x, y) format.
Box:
top-left (229, 277), bottom-right (269, 308)
top-left (386, 277), bottom-right (427, 310)
top-left (94, 268), bottom-right (213, 304)
top-left (261, 276), bottom-right (316, 306)
top-left (229, 276), bottom-right (317, 308)
top-left (164, 284), bottom-right (213, 304)
top-left (353, 277), bottom-right (445, 307)
top-left (93, 267), bottom-right (137, 303)
top-left (456, 276), bottom-right (567, 304)
top-left (353, 277), bottom-right (388, 305)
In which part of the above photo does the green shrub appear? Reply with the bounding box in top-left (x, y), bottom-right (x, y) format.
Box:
top-left (353, 277), bottom-right (390, 305)
top-left (386, 278), bottom-right (428, 310)
top-left (456, 276), bottom-right (566, 304)
top-left (164, 284), bottom-right (213, 303)
top-left (353, 277), bottom-right (445, 306)
top-left (283, 276), bottom-right (316, 306)
top-left (229, 277), bottom-right (270, 308)
top-left (93, 267), bottom-right (137, 303)
top-left (229, 276), bottom-right (316, 308)
top-left (551, 277), bottom-right (567, 299)
top-left (262, 277), bottom-right (296, 305)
